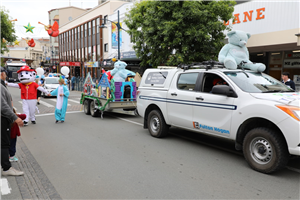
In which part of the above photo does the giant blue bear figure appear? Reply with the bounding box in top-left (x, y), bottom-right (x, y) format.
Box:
top-left (111, 60), bottom-right (128, 82)
top-left (218, 30), bottom-right (266, 72)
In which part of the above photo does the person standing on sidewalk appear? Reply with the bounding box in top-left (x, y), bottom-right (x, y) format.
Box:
top-left (9, 108), bottom-right (26, 162)
top-left (1, 67), bottom-right (24, 176)
top-left (71, 75), bottom-right (75, 91)
top-left (281, 72), bottom-right (295, 90)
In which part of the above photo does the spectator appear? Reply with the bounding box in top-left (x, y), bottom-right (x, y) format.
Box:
top-left (35, 79), bottom-right (43, 105)
top-left (71, 75), bottom-right (76, 91)
top-left (9, 108), bottom-right (26, 162)
top-left (281, 72), bottom-right (295, 90)
top-left (1, 67), bottom-right (24, 176)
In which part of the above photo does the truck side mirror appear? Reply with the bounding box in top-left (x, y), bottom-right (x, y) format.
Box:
top-left (212, 85), bottom-right (237, 98)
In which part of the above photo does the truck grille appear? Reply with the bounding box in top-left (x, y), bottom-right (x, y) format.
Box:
top-left (12, 72), bottom-right (18, 79)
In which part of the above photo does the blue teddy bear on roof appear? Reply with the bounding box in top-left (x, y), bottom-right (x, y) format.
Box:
top-left (218, 30), bottom-right (266, 72)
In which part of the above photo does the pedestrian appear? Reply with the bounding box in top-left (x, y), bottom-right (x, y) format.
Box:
top-left (50, 78), bottom-right (70, 123)
top-left (9, 108), bottom-right (26, 162)
top-left (71, 75), bottom-right (76, 91)
top-left (1, 67), bottom-right (24, 176)
top-left (281, 72), bottom-right (295, 90)
top-left (35, 78), bottom-right (43, 105)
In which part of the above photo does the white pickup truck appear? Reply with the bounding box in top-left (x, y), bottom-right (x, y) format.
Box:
top-left (137, 63), bottom-right (300, 173)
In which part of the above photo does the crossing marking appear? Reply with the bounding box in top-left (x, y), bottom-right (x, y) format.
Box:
top-left (49, 99), bottom-right (71, 106)
top-left (39, 100), bottom-right (54, 107)
top-left (68, 99), bottom-right (80, 104)
top-left (1, 178), bottom-right (12, 195)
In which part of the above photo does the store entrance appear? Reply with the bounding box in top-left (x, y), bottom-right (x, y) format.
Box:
top-left (74, 67), bottom-right (80, 77)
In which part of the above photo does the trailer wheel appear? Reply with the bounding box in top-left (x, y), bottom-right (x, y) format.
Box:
top-left (243, 127), bottom-right (289, 174)
top-left (84, 100), bottom-right (91, 115)
top-left (90, 101), bottom-right (99, 117)
top-left (147, 110), bottom-right (169, 138)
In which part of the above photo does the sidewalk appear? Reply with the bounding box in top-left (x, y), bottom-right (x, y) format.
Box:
top-left (1, 137), bottom-right (62, 199)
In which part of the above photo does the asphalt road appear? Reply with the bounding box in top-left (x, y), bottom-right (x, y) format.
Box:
top-left (6, 87), bottom-right (300, 199)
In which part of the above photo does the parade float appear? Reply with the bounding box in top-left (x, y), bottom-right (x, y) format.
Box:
top-left (79, 60), bottom-right (141, 118)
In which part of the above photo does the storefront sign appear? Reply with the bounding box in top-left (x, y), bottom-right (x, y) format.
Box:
top-left (59, 62), bottom-right (81, 66)
top-left (121, 51), bottom-right (137, 59)
top-left (224, 7), bottom-right (265, 25)
top-left (284, 59), bottom-right (300, 68)
top-left (84, 61), bottom-right (98, 68)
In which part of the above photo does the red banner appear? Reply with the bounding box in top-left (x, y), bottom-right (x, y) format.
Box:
top-left (60, 62), bottom-right (81, 66)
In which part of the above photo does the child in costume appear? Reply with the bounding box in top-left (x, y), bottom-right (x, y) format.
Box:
top-left (9, 109), bottom-right (26, 162)
top-left (6, 65), bottom-right (50, 125)
top-left (50, 78), bottom-right (69, 123)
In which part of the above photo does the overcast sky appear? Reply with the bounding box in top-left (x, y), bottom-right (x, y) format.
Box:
top-left (1, 0), bottom-right (98, 39)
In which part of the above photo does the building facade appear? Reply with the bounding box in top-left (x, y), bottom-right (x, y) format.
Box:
top-left (49, 6), bottom-right (90, 72)
top-left (58, 0), bottom-right (128, 78)
top-left (228, 0), bottom-right (300, 83)
top-left (3, 38), bottom-right (51, 69)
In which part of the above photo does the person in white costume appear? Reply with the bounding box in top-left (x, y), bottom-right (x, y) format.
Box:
top-left (6, 66), bottom-right (50, 125)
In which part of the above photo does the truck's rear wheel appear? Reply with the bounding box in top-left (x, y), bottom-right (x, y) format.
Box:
top-left (147, 110), bottom-right (169, 138)
top-left (243, 127), bottom-right (289, 174)
top-left (90, 101), bottom-right (98, 117)
top-left (84, 100), bottom-right (91, 115)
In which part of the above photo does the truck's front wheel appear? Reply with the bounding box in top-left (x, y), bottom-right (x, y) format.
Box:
top-left (147, 110), bottom-right (169, 138)
top-left (243, 127), bottom-right (289, 174)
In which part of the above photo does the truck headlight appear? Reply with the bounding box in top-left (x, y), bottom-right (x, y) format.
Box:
top-left (276, 105), bottom-right (300, 121)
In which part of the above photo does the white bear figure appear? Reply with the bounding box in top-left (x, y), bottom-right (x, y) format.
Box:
top-left (218, 30), bottom-right (266, 72)
top-left (111, 60), bottom-right (128, 82)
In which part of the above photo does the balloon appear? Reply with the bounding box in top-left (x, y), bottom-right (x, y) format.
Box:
top-left (41, 75), bottom-right (45, 78)
top-left (61, 66), bottom-right (70, 75)
top-left (36, 67), bottom-right (44, 76)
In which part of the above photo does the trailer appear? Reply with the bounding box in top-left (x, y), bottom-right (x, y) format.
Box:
top-left (79, 72), bottom-right (138, 118)
top-left (80, 93), bottom-right (137, 118)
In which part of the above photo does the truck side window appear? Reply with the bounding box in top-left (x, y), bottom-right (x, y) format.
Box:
top-left (177, 73), bottom-right (199, 91)
top-left (202, 74), bottom-right (227, 93)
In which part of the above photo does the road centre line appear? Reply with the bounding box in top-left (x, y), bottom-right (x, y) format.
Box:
top-left (68, 99), bottom-right (80, 104)
top-left (114, 117), bottom-right (143, 126)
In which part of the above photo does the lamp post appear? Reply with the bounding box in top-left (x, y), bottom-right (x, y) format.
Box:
top-left (99, 10), bottom-right (128, 60)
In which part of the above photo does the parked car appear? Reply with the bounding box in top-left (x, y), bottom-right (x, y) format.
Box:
top-left (137, 61), bottom-right (299, 174)
top-left (42, 77), bottom-right (59, 97)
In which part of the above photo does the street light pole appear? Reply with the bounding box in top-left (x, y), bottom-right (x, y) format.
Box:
top-left (117, 10), bottom-right (120, 60)
top-left (99, 10), bottom-right (127, 61)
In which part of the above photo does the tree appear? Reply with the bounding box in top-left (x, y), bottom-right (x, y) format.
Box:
top-left (1, 7), bottom-right (17, 55)
top-left (124, 0), bottom-right (236, 67)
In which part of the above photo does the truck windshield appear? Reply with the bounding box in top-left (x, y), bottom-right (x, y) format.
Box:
top-left (7, 66), bottom-right (22, 72)
top-left (224, 71), bottom-right (294, 93)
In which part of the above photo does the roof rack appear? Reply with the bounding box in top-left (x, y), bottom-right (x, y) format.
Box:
top-left (178, 60), bottom-right (225, 71)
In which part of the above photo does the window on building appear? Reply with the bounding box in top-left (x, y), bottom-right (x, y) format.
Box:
top-left (84, 24), bottom-right (87, 37)
top-left (97, 18), bottom-right (100, 33)
top-left (92, 20), bottom-right (95, 35)
top-left (104, 15), bottom-right (108, 24)
top-left (104, 43), bottom-right (108, 52)
top-left (97, 44), bottom-right (100, 60)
